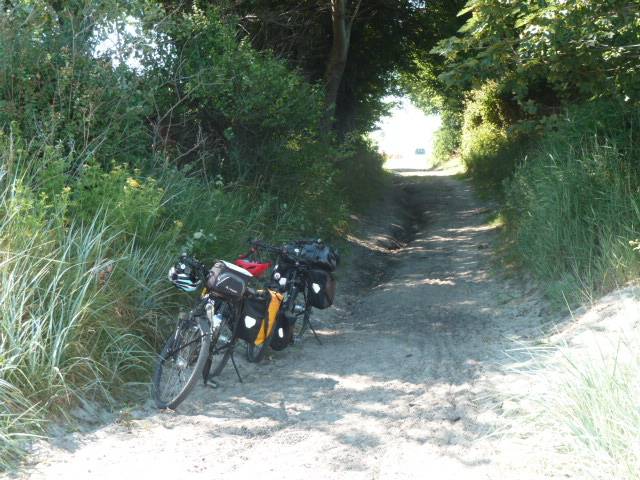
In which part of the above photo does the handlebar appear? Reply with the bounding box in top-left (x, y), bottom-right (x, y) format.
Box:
top-left (248, 239), bottom-right (284, 255)
top-left (178, 253), bottom-right (208, 280)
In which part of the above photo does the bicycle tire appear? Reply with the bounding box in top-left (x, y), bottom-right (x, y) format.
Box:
top-left (153, 316), bottom-right (210, 409)
top-left (293, 308), bottom-right (311, 339)
top-left (288, 288), bottom-right (311, 340)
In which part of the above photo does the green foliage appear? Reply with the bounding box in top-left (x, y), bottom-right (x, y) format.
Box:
top-left (458, 81), bottom-right (528, 186)
top-left (432, 110), bottom-right (462, 165)
top-left (335, 136), bottom-right (389, 212)
top-left (192, 0), bottom-right (468, 136)
top-left (433, 0), bottom-right (640, 109)
top-left (400, 0), bottom-right (468, 115)
top-left (71, 163), bottom-right (165, 239)
top-left (504, 100), bottom-right (640, 304)
top-left (0, 159), bottom-right (159, 467)
top-left (0, 2), bottom-right (150, 169)
top-left (413, 1), bottom-right (640, 305)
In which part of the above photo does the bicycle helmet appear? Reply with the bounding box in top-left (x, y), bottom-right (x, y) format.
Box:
top-left (168, 256), bottom-right (203, 292)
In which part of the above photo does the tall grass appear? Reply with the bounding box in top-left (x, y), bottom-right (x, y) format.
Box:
top-left (504, 101), bottom-right (640, 305)
top-left (518, 334), bottom-right (640, 479)
top-left (0, 171), bottom-right (159, 466)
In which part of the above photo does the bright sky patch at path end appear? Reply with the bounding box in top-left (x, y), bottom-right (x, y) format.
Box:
top-left (370, 97), bottom-right (441, 170)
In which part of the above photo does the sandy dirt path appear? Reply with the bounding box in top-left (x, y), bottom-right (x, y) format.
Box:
top-left (11, 171), bottom-right (555, 479)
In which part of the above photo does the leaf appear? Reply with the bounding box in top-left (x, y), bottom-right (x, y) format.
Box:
top-left (515, 13), bottom-right (538, 29)
top-left (458, 1), bottom-right (477, 17)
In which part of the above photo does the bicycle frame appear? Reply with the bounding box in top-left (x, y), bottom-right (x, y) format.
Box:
top-left (170, 291), bottom-right (246, 384)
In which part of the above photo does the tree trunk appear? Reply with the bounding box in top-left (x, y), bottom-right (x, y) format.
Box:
top-left (324, 0), bottom-right (349, 117)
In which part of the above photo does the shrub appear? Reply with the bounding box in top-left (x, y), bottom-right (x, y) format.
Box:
top-left (432, 110), bottom-right (462, 166)
top-left (335, 136), bottom-right (388, 212)
top-left (459, 81), bottom-right (526, 186)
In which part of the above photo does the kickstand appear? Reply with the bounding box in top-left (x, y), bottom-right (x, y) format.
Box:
top-left (230, 351), bottom-right (243, 383)
top-left (308, 320), bottom-right (323, 346)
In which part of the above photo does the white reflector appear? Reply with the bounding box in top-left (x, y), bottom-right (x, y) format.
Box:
top-left (244, 316), bottom-right (257, 328)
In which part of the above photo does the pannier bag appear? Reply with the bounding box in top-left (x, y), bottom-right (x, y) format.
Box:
top-left (270, 311), bottom-right (293, 351)
top-left (236, 289), bottom-right (283, 345)
top-left (307, 269), bottom-right (336, 309)
top-left (207, 260), bottom-right (252, 300)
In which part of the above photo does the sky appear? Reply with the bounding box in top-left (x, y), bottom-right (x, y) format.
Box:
top-left (370, 96), bottom-right (441, 170)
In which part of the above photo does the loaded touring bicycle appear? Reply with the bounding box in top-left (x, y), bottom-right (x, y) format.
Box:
top-left (152, 239), bottom-right (338, 410)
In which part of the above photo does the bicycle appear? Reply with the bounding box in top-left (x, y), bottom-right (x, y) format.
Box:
top-left (152, 254), bottom-right (280, 409)
top-left (245, 239), bottom-right (338, 362)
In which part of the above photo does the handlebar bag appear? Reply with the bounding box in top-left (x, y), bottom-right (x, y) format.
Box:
top-left (207, 260), bottom-right (252, 300)
top-left (299, 242), bottom-right (339, 271)
top-left (280, 241), bottom-right (339, 271)
top-left (307, 269), bottom-right (336, 309)
top-left (238, 289), bottom-right (283, 345)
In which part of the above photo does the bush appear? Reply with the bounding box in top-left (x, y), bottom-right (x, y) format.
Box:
top-left (432, 110), bottom-right (462, 166)
top-left (0, 3), bottom-right (150, 169)
top-left (335, 136), bottom-right (388, 212)
top-left (142, 7), bottom-right (335, 187)
top-left (459, 81), bottom-right (526, 187)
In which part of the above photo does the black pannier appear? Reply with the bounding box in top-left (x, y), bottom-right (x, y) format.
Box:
top-left (300, 242), bottom-right (338, 271)
top-left (236, 289), bottom-right (283, 344)
top-left (206, 260), bottom-right (252, 300)
top-left (306, 269), bottom-right (336, 309)
top-left (236, 291), bottom-right (270, 343)
top-left (270, 312), bottom-right (293, 351)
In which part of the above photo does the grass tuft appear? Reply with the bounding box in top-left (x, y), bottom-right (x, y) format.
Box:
top-left (512, 333), bottom-right (640, 479)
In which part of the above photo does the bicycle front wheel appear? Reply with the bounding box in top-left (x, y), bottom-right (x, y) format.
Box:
top-left (205, 301), bottom-right (234, 378)
top-left (153, 316), bottom-right (210, 409)
top-left (288, 289), bottom-right (311, 340)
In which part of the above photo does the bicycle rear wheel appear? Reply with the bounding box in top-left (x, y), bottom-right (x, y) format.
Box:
top-left (153, 316), bottom-right (210, 409)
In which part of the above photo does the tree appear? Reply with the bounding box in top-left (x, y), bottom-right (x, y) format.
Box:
top-left (165, 1), bottom-right (450, 134)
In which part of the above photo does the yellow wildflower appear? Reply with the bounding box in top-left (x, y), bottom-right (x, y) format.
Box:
top-left (127, 177), bottom-right (141, 189)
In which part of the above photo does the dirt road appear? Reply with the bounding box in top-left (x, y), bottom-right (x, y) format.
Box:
top-left (15, 171), bottom-right (554, 479)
